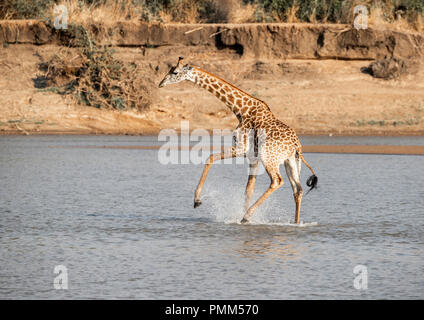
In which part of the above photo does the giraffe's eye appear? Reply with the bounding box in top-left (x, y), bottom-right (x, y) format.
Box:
top-left (172, 71), bottom-right (178, 75)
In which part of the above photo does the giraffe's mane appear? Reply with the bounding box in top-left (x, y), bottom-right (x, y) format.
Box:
top-left (192, 66), bottom-right (271, 111)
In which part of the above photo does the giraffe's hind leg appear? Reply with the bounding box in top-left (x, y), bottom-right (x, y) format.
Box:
top-left (284, 155), bottom-right (303, 224)
top-left (241, 164), bottom-right (284, 224)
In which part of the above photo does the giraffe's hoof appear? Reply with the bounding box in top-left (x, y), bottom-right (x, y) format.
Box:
top-left (240, 218), bottom-right (249, 224)
top-left (194, 200), bottom-right (202, 208)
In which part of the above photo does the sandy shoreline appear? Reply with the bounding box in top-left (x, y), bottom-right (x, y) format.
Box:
top-left (302, 145), bottom-right (424, 155)
top-left (1, 129), bottom-right (424, 136)
top-left (48, 144), bottom-right (424, 155)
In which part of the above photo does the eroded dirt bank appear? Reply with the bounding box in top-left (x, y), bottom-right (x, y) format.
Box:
top-left (0, 21), bottom-right (423, 136)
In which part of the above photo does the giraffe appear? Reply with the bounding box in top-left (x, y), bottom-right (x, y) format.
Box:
top-left (158, 57), bottom-right (318, 224)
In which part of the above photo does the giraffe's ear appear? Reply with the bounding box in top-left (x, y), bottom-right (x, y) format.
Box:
top-left (177, 56), bottom-right (184, 67)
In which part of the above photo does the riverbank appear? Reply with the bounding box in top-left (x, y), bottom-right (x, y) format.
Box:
top-left (1, 21), bottom-right (423, 136)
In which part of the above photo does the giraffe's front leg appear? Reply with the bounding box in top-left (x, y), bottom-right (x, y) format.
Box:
top-left (194, 147), bottom-right (237, 208)
top-left (243, 160), bottom-right (259, 214)
top-left (241, 165), bottom-right (284, 223)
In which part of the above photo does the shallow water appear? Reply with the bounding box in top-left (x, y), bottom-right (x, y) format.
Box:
top-left (0, 135), bottom-right (423, 299)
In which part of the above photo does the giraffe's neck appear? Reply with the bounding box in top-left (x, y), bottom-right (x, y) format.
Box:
top-left (189, 67), bottom-right (273, 124)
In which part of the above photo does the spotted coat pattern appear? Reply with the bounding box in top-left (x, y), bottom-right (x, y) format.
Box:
top-left (191, 67), bottom-right (302, 162)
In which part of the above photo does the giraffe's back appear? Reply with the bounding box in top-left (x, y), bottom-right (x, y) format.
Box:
top-left (255, 117), bottom-right (301, 165)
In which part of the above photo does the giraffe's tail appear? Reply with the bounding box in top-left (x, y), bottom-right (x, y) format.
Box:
top-left (298, 151), bottom-right (318, 194)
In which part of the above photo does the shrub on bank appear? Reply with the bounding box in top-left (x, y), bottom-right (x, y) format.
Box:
top-left (37, 23), bottom-right (154, 111)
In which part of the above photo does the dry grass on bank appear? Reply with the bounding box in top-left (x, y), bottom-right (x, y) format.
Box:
top-left (48, 0), bottom-right (140, 26)
top-left (0, 0), bottom-right (423, 33)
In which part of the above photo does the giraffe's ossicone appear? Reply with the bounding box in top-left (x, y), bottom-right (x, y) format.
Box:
top-left (159, 57), bottom-right (318, 224)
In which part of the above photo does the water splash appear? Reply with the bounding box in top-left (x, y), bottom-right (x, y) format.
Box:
top-left (203, 181), bottom-right (318, 227)
top-left (204, 188), bottom-right (244, 224)
top-left (247, 220), bottom-right (319, 227)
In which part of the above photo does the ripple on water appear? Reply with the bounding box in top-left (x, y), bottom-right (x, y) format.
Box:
top-left (0, 136), bottom-right (423, 299)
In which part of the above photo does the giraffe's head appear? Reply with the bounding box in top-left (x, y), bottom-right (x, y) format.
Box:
top-left (158, 57), bottom-right (193, 88)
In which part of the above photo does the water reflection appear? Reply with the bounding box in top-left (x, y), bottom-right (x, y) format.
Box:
top-left (1, 135), bottom-right (423, 299)
top-left (235, 234), bottom-right (305, 262)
